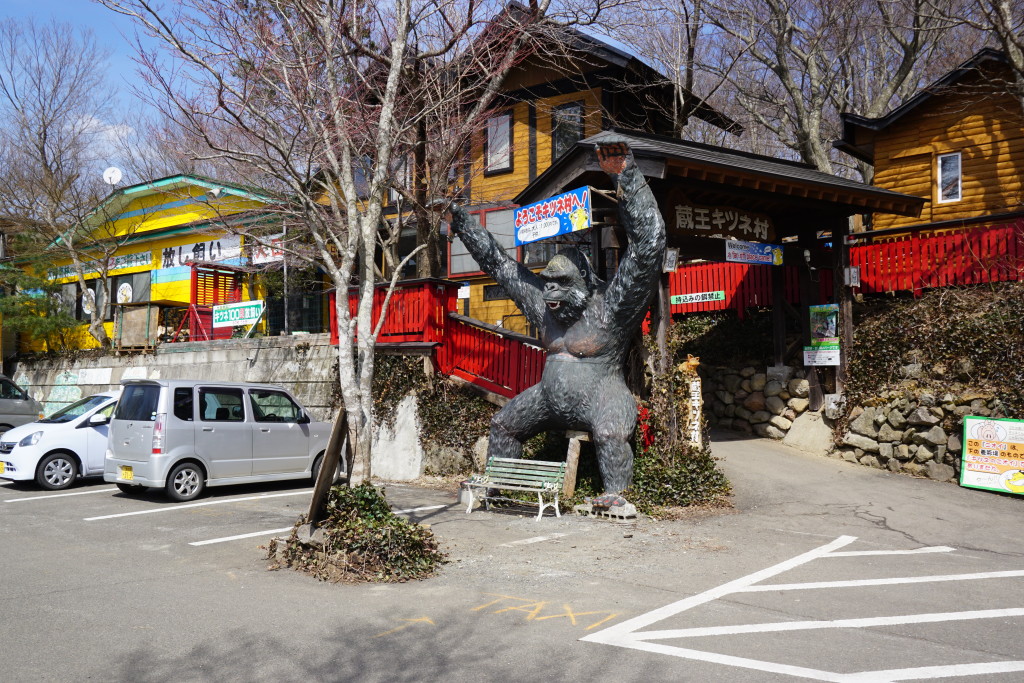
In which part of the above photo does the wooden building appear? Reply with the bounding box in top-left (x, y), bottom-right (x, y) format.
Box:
top-left (446, 26), bottom-right (739, 331)
top-left (837, 48), bottom-right (1024, 236)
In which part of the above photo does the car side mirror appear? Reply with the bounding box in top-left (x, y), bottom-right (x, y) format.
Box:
top-left (297, 413), bottom-right (310, 424)
top-left (88, 413), bottom-right (110, 426)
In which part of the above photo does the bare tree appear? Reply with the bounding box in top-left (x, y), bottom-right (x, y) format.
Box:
top-left (0, 18), bottom-right (139, 347)
top-left (97, 0), bottom-right (617, 483)
top-left (703, 0), bottom-right (974, 176)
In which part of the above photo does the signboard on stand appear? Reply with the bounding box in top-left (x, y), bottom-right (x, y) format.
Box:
top-left (513, 187), bottom-right (592, 246)
top-left (804, 304), bottom-right (840, 366)
top-left (212, 300), bottom-right (265, 328)
top-left (961, 416), bottom-right (1024, 496)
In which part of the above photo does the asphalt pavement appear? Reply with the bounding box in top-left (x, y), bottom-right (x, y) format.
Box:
top-left (1, 431), bottom-right (1021, 682)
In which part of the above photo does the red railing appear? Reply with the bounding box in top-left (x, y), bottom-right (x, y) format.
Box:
top-left (439, 313), bottom-right (544, 398)
top-left (669, 263), bottom-right (834, 318)
top-left (328, 279), bottom-right (455, 346)
top-left (851, 218), bottom-right (1024, 295)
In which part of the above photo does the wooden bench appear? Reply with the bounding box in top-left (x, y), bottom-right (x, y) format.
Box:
top-left (463, 457), bottom-right (567, 520)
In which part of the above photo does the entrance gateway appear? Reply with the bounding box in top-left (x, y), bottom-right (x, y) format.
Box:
top-left (514, 129), bottom-right (924, 409)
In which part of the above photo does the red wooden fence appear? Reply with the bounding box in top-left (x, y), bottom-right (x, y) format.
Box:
top-left (669, 263), bottom-right (834, 318)
top-left (850, 218), bottom-right (1024, 295)
top-left (324, 220), bottom-right (1023, 399)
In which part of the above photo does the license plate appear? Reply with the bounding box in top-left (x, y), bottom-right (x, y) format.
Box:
top-left (0, 461), bottom-right (5, 474)
top-left (119, 465), bottom-right (133, 481)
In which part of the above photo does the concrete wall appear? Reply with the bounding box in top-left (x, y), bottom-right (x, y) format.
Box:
top-left (9, 335), bottom-right (440, 481)
top-left (11, 334), bottom-right (338, 420)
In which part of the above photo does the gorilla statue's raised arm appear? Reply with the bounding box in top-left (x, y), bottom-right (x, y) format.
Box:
top-left (448, 140), bottom-right (665, 498)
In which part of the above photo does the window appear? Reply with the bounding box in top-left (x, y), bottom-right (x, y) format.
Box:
top-left (199, 388), bottom-right (245, 422)
top-left (0, 379), bottom-right (24, 400)
top-left (937, 152), bottom-right (961, 203)
top-left (173, 387), bottom-right (194, 421)
top-left (551, 101), bottom-right (584, 161)
top-left (249, 389), bottom-right (303, 423)
top-left (485, 112), bottom-right (512, 173)
top-left (115, 384), bottom-right (160, 422)
top-left (389, 154), bottom-right (411, 204)
top-left (482, 284), bottom-right (509, 301)
top-left (449, 208), bottom-right (517, 274)
top-left (42, 395), bottom-right (108, 423)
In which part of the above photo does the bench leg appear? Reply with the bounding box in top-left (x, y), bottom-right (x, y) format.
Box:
top-left (465, 485), bottom-right (475, 514)
top-left (554, 491), bottom-right (560, 518)
top-left (536, 492), bottom-right (545, 521)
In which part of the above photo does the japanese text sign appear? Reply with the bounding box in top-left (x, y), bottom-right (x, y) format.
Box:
top-left (961, 416), bottom-right (1024, 496)
top-left (725, 239), bottom-right (784, 266)
top-left (514, 187), bottom-right (591, 246)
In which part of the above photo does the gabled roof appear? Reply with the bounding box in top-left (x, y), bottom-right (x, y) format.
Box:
top-left (488, 2), bottom-right (741, 135)
top-left (835, 48), bottom-right (1008, 164)
top-left (84, 174), bottom-right (281, 228)
top-left (516, 128), bottom-right (924, 218)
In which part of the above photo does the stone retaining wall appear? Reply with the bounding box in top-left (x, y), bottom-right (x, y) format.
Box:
top-left (835, 390), bottom-right (1007, 482)
top-left (702, 363), bottom-right (812, 439)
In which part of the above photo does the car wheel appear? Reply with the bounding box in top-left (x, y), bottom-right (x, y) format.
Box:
top-left (36, 452), bottom-right (78, 490)
top-left (166, 462), bottom-right (205, 502)
top-left (311, 453), bottom-right (324, 483)
top-left (116, 483), bottom-right (147, 495)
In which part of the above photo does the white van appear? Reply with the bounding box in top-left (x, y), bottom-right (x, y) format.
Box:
top-left (104, 379), bottom-right (333, 501)
top-left (0, 374), bottom-right (43, 436)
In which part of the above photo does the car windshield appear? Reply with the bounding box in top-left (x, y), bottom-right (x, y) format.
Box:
top-left (41, 395), bottom-right (111, 424)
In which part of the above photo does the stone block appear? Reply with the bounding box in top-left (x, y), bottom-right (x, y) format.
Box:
top-left (860, 455), bottom-right (881, 468)
top-left (750, 373), bottom-right (767, 391)
top-left (879, 443), bottom-right (893, 459)
top-left (788, 378), bottom-right (810, 398)
top-left (918, 425), bottom-right (947, 446)
top-left (907, 407), bottom-right (939, 426)
top-left (764, 380), bottom-right (784, 397)
top-left (766, 395), bottom-right (786, 415)
top-left (843, 432), bottom-right (879, 453)
top-left (740, 366), bottom-right (756, 377)
top-left (850, 408), bottom-right (880, 438)
top-left (750, 410), bottom-right (771, 424)
top-left (926, 461), bottom-right (955, 482)
top-left (769, 415), bottom-right (793, 431)
top-left (914, 445), bottom-right (934, 463)
top-left (723, 375), bottom-right (743, 393)
top-left (743, 392), bottom-right (766, 412)
top-left (947, 433), bottom-right (962, 453)
top-left (877, 423), bottom-right (903, 442)
top-left (788, 397), bottom-right (809, 413)
top-left (734, 407), bottom-right (752, 420)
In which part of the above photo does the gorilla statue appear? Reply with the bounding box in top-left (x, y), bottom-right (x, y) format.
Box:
top-left (448, 141), bottom-right (665, 496)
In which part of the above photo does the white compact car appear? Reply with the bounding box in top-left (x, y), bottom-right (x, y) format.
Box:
top-left (0, 391), bottom-right (121, 490)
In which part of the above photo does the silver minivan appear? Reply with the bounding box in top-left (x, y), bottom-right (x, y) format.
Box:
top-left (104, 379), bottom-right (333, 501)
top-left (0, 374), bottom-right (43, 436)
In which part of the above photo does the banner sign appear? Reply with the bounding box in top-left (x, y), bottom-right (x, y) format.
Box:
top-left (250, 233), bottom-right (285, 265)
top-left (50, 251), bottom-right (152, 280)
top-left (961, 416), bottom-right (1024, 496)
top-left (212, 300), bottom-right (265, 328)
top-left (160, 235), bottom-right (242, 269)
top-left (513, 186), bottom-right (591, 246)
top-left (671, 291), bottom-right (725, 305)
top-left (725, 239), bottom-right (784, 266)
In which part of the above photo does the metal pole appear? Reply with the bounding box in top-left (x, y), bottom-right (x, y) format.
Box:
top-left (282, 224), bottom-right (290, 335)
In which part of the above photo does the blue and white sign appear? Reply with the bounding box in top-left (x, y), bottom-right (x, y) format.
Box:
top-left (725, 239), bottom-right (784, 266)
top-left (513, 187), bottom-right (592, 246)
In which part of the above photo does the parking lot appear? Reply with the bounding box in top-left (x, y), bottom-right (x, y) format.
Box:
top-left (3, 435), bottom-right (1023, 682)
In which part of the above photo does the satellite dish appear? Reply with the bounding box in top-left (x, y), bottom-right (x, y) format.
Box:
top-left (103, 167), bottom-right (123, 186)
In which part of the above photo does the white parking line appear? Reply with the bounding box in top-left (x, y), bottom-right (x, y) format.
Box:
top-left (190, 527), bottom-right (294, 546)
top-left (84, 491), bottom-right (309, 520)
top-left (741, 569), bottom-right (1024, 592)
top-left (187, 505), bottom-right (448, 546)
top-left (6, 487), bottom-right (118, 502)
top-left (500, 533), bottom-right (569, 547)
top-left (582, 535), bottom-right (1024, 681)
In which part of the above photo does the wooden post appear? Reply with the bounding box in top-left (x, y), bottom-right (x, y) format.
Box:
top-left (771, 265), bottom-right (787, 367)
top-left (307, 407), bottom-right (350, 528)
top-left (833, 218), bottom-right (853, 395)
top-left (563, 430), bottom-right (588, 497)
top-left (654, 273), bottom-right (670, 375)
top-left (798, 233), bottom-right (825, 411)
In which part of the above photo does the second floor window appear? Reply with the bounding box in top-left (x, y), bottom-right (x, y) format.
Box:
top-left (937, 152), bottom-right (961, 203)
top-left (552, 101), bottom-right (584, 161)
top-left (485, 112), bottom-right (512, 173)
